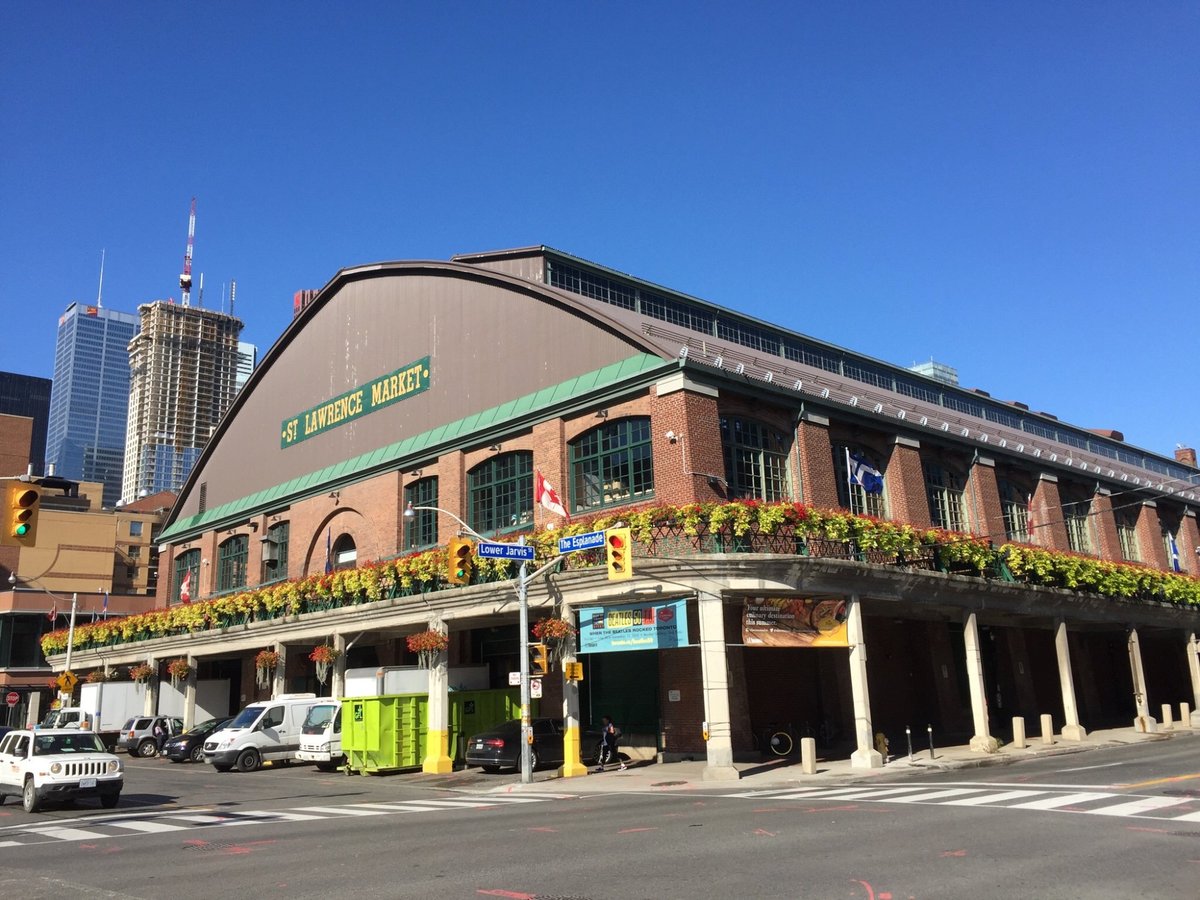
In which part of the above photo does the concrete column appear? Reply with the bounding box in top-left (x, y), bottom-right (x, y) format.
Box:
top-left (183, 654), bottom-right (197, 731)
top-left (1054, 619), bottom-right (1086, 741)
top-left (1188, 632), bottom-right (1200, 728)
top-left (272, 643), bottom-right (287, 699)
top-left (331, 633), bottom-right (347, 700)
top-left (847, 595), bottom-right (883, 768)
top-left (559, 603), bottom-right (588, 778)
top-left (697, 591), bottom-right (739, 781)
top-left (963, 613), bottom-right (999, 752)
top-left (1127, 628), bottom-right (1157, 732)
top-left (144, 657), bottom-right (158, 714)
top-left (422, 620), bottom-right (453, 774)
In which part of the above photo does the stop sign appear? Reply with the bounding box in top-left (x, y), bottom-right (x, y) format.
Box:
top-left (5, 691), bottom-right (18, 707)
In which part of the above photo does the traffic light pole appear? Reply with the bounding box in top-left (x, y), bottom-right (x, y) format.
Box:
top-left (516, 538), bottom-right (532, 784)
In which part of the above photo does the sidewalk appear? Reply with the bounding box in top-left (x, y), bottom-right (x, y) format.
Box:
top-left (477, 724), bottom-right (1192, 796)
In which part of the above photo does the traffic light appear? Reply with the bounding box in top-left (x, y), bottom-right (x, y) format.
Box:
top-left (446, 537), bottom-right (475, 585)
top-left (1, 481), bottom-right (41, 547)
top-left (605, 526), bottom-right (633, 581)
top-left (530, 642), bottom-right (549, 676)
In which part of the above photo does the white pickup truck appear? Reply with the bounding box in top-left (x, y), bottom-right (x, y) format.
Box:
top-left (0, 728), bottom-right (124, 813)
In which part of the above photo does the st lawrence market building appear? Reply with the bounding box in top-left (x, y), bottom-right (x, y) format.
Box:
top-left (46, 245), bottom-right (1200, 779)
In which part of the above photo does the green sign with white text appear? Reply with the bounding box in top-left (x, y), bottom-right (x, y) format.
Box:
top-left (280, 356), bottom-right (431, 448)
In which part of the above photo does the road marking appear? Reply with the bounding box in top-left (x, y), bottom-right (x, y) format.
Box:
top-left (21, 826), bottom-right (108, 842)
top-left (1005, 792), bottom-right (1115, 810)
top-left (1055, 762), bottom-right (1127, 773)
top-left (887, 788), bottom-right (983, 803)
top-left (1119, 773), bottom-right (1200, 789)
top-left (291, 805), bottom-right (391, 816)
top-left (942, 790), bottom-right (1045, 806)
top-left (106, 820), bottom-right (187, 833)
top-left (1081, 796), bottom-right (1193, 817)
top-left (1169, 809), bottom-right (1200, 823)
top-left (161, 813), bottom-right (235, 824)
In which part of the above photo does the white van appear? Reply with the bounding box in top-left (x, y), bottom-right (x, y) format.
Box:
top-left (203, 694), bottom-right (325, 773)
top-left (296, 701), bottom-right (344, 771)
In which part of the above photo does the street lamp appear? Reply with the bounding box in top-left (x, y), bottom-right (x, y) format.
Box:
top-left (404, 502), bottom-right (539, 783)
top-left (9, 572), bottom-right (78, 703)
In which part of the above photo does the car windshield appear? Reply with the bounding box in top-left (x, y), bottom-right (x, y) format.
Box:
top-left (187, 718), bottom-right (224, 736)
top-left (227, 707), bottom-right (262, 729)
top-left (302, 705), bottom-right (337, 733)
top-left (34, 733), bottom-right (107, 754)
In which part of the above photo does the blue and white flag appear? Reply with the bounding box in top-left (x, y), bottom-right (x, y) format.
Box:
top-left (324, 527), bottom-right (333, 575)
top-left (848, 451), bottom-right (884, 495)
top-left (1168, 532), bottom-right (1181, 573)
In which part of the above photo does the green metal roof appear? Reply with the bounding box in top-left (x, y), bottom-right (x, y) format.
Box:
top-left (159, 353), bottom-right (672, 543)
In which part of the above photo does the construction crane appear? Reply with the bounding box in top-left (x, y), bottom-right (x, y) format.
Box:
top-left (180, 197), bottom-right (196, 307)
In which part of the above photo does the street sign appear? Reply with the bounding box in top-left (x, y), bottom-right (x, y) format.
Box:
top-left (476, 541), bottom-right (535, 561)
top-left (530, 678), bottom-right (542, 699)
top-left (56, 671), bottom-right (78, 693)
top-left (508, 671), bottom-right (521, 686)
top-left (5, 691), bottom-right (18, 707)
top-left (557, 530), bottom-right (606, 554)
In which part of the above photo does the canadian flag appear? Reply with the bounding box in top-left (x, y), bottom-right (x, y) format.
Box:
top-left (534, 470), bottom-right (570, 522)
top-left (47, 600), bottom-right (57, 623)
top-left (180, 568), bottom-right (192, 604)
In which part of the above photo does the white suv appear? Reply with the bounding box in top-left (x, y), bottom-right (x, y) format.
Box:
top-left (0, 728), bottom-right (124, 812)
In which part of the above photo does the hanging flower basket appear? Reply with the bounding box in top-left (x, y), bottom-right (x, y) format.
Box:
top-left (128, 663), bottom-right (154, 684)
top-left (308, 644), bottom-right (340, 685)
top-left (532, 616), bottom-right (575, 663)
top-left (166, 657), bottom-right (192, 687)
top-left (406, 629), bottom-right (448, 669)
top-left (85, 669), bottom-right (111, 684)
top-left (255, 649), bottom-right (281, 690)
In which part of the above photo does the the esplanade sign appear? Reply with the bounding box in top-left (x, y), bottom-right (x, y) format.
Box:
top-left (280, 356), bottom-right (431, 448)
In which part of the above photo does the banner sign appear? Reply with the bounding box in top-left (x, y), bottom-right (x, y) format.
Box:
top-left (280, 356), bottom-right (430, 448)
top-left (742, 597), bottom-right (849, 648)
top-left (578, 599), bottom-right (689, 653)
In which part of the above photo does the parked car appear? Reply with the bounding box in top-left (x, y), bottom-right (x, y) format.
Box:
top-left (0, 728), bottom-right (124, 812)
top-left (160, 716), bottom-right (233, 763)
top-left (465, 718), bottom-right (603, 773)
top-left (117, 715), bottom-right (183, 757)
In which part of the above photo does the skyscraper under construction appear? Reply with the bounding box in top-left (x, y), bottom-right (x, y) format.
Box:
top-left (121, 301), bottom-right (244, 502)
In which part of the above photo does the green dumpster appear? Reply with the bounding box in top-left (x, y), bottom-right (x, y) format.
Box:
top-left (343, 688), bottom-right (531, 775)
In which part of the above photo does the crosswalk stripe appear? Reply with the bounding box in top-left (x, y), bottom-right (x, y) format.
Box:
top-left (385, 799), bottom-right (492, 808)
top-left (1007, 792), bottom-right (1115, 810)
top-left (291, 805), bottom-right (391, 816)
top-left (1167, 809), bottom-right (1200, 822)
top-left (107, 820), bottom-right (188, 833)
top-left (886, 788), bottom-right (983, 803)
top-left (943, 790), bottom-right (1045, 806)
top-left (1081, 796), bottom-right (1193, 818)
top-left (801, 786), bottom-right (940, 801)
top-left (22, 826), bottom-right (108, 841)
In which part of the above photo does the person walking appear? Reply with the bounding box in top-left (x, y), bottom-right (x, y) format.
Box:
top-left (593, 715), bottom-right (625, 772)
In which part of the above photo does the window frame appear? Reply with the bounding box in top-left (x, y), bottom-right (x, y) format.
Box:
top-left (468, 452), bottom-right (534, 536)
top-left (217, 535), bottom-right (249, 593)
top-left (569, 417), bottom-right (655, 514)
top-left (719, 415), bottom-right (792, 502)
top-left (404, 477), bottom-right (440, 550)
top-left (834, 444), bottom-right (887, 518)
top-left (923, 460), bottom-right (968, 532)
top-left (173, 548), bottom-right (200, 605)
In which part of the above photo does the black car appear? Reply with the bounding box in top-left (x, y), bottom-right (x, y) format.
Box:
top-left (160, 716), bottom-right (233, 763)
top-left (464, 718), bottom-right (603, 773)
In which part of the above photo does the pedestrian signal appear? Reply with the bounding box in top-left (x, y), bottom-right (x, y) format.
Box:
top-left (446, 537), bottom-right (475, 585)
top-left (605, 527), bottom-right (632, 581)
top-left (530, 642), bottom-right (549, 676)
top-left (2, 481), bottom-right (41, 547)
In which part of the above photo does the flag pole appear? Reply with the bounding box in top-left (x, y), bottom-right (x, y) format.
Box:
top-left (845, 447), bottom-right (854, 508)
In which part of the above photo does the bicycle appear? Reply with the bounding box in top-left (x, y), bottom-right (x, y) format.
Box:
top-left (752, 722), bottom-right (796, 758)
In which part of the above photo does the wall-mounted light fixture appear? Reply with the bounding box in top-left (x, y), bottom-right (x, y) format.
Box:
top-left (329, 491), bottom-right (340, 504)
top-left (409, 470), bottom-right (422, 478)
top-left (595, 409), bottom-right (609, 419)
top-left (665, 430), bottom-right (678, 443)
top-left (488, 444), bottom-right (501, 452)
top-left (249, 521), bottom-right (259, 532)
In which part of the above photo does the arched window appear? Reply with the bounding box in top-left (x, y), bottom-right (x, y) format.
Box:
top-left (331, 533), bottom-right (357, 571)
top-left (570, 417), bottom-right (654, 512)
top-left (261, 521), bottom-right (289, 583)
top-left (834, 444), bottom-right (886, 518)
top-left (998, 478), bottom-right (1032, 542)
top-left (469, 452), bottom-right (533, 534)
top-left (720, 416), bottom-right (791, 501)
top-left (173, 549), bottom-right (200, 605)
top-left (923, 460), bottom-right (967, 532)
top-left (405, 477), bottom-right (439, 550)
top-left (217, 535), bottom-right (249, 593)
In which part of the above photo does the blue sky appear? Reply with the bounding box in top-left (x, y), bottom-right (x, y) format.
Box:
top-left (2, 2), bottom-right (1196, 459)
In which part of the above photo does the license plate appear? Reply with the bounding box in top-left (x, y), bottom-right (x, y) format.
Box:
top-left (80, 777), bottom-right (97, 789)
top-left (472, 741), bottom-right (483, 749)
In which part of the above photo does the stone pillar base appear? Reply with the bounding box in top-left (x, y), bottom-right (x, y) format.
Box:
top-left (701, 764), bottom-right (742, 782)
top-left (1060, 724), bottom-right (1087, 742)
top-left (970, 735), bottom-right (1000, 753)
top-left (1133, 715), bottom-right (1158, 734)
top-left (1191, 711), bottom-right (1200, 729)
top-left (851, 748), bottom-right (884, 769)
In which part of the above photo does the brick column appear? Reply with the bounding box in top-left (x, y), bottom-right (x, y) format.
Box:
top-left (653, 373), bottom-right (724, 503)
top-left (532, 420), bottom-right (569, 529)
top-left (966, 456), bottom-right (1004, 541)
top-left (1135, 501), bottom-right (1169, 571)
top-left (1032, 474), bottom-right (1069, 550)
top-left (796, 412), bottom-right (838, 508)
top-left (1091, 489), bottom-right (1121, 562)
top-left (886, 437), bottom-right (930, 527)
top-left (1179, 510), bottom-right (1200, 575)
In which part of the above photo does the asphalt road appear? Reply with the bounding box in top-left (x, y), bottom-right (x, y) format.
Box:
top-left (1, 735), bottom-right (1197, 899)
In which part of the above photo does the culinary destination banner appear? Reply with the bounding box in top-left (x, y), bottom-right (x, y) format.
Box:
top-left (578, 599), bottom-right (689, 653)
top-left (742, 597), bottom-right (849, 648)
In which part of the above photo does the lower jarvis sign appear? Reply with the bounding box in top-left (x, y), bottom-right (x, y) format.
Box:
top-left (280, 356), bottom-right (430, 448)
top-left (577, 599), bottom-right (689, 653)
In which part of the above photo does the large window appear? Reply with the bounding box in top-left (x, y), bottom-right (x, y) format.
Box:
top-left (1062, 492), bottom-right (1092, 554)
top-left (571, 418), bottom-right (654, 512)
top-left (173, 549), bottom-right (200, 605)
top-left (999, 479), bottom-right (1031, 542)
top-left (469, 452), bottom-right (533, 534)
top-left (720, 416), bottom-right (791, 501)
top-left (834, 444), bottom-right (886, 517)
top-left (217, 535), bottom-right (248, 593)
top-left (261, 521), bottom-right (289, 583)
top-left (923, 461), bottom-right (967, 532)
top-left (405, 478), bottom-right (439, 550)
top-left (1115, 507), bottom-right (1140, 561)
